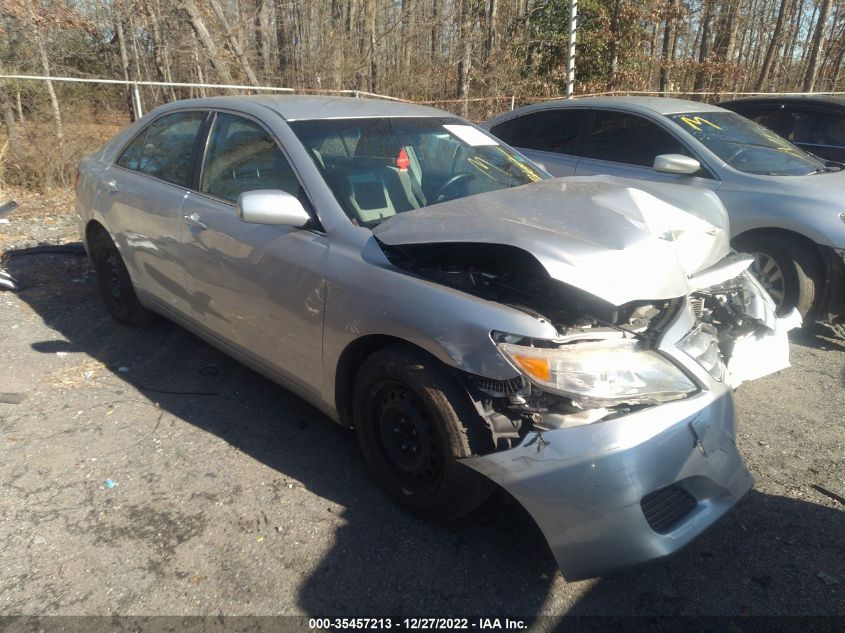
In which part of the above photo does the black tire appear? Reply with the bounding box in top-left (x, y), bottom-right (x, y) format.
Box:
top-left (90, 230), bottom-right (154, 326)
top-left (734, 234), bottom-right (823, 319)
top-left (353, 344), bottom-right (494, 522)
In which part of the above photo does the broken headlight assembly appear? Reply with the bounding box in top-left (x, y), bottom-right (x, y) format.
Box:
top-left (497, 336), bottom-right (697, 407)
top-left (677, 322), bottom-right (727, 381)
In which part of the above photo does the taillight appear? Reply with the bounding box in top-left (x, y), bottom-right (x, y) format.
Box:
top-left (73, 168), bottom-right (80, 190)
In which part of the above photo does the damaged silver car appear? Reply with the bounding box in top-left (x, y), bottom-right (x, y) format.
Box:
top-left (75, 96), bottom-right (796, 580)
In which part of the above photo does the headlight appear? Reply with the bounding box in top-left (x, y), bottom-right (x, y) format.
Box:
top-left (677, 323), bottom-right (726, 381)
top-left (497, 338), bottom-right (697, 406)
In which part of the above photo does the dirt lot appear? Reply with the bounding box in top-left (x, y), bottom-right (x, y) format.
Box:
top-left (1, 190), bottom-right (843, 623)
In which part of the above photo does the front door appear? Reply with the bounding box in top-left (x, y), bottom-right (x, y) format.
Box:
top-left (180, 111), bottom-right (328, 395)
top-left (575, 110), bottom-right (719, 192)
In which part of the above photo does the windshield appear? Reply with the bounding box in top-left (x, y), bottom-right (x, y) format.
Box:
top-left (289, 117), bottom-right (546, 226)
top-left (668, 111), bottom-right (825, 176)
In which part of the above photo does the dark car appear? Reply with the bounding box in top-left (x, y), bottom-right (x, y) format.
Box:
top-left (719, 96), bottom-right (845, 163)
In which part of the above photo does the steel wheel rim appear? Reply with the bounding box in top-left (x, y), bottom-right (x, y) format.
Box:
top-left (750, 251), bottom-right (786, 309)
top-left (373, 381), bottom-right (443, 495)
top-left (104, 251), bottom-right (126, 301)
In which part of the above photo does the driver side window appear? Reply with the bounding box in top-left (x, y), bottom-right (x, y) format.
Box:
top-left (584, 111), bottom-right (690, 167)
top-left (200, 113), bottom-right (301, 203)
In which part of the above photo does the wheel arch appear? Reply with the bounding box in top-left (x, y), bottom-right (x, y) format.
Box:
top-left (333, 334), bottom-right (449, 428)
top-left (84, 219), bottom-right (109, 253)
top-left (732, 227), bottom-right (826, 274)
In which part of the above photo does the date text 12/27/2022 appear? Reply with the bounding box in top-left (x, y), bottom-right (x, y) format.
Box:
top-left (307, 618), bottom-right (528, 630)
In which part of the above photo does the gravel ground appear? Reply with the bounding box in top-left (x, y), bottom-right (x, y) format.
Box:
top-left (0, 191), bottom-right (843, 623)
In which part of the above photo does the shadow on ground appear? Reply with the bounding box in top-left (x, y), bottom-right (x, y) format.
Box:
top-left (3, 247), bottom-right (843, 618)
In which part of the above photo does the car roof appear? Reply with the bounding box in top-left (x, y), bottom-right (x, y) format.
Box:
top-left (719, 95), bottom-right (845, 108)
top-left (156, 95), bottom-right (449, 121)
top-left (486, 96), bottom-right (727, 125)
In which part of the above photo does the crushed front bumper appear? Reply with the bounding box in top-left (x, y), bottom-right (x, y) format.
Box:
top-left (462, 383), bottom-right (753, 581)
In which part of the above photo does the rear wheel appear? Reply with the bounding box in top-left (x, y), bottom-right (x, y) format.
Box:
top-left (735, 234), bottom-right (823, 319)
top-left (90, 230), bottom-right (154, 325)
top-left (353, 345), bottom-right (494, 522)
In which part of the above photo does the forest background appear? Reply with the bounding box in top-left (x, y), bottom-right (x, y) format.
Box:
top-left (1, 0), bottom-right (843, 190)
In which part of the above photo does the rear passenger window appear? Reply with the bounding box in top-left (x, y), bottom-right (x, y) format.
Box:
top-left (116, 132), bottom-right (146, 170)
top-left (200, 113), bottom-right (300, 203)
top-left (136, 111), bottom-right (204, 186)
top-left (491, 109), bottom-right (586, 156)
top-left (584, 111), bottom-right (688, 167)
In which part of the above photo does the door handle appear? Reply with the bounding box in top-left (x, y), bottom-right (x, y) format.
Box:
top-left (184, 212), bottom-right (208, 231)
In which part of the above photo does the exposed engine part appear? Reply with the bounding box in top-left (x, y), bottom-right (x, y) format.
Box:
top-left (380, 241), bottom-right (681, 338)
top-left (691, 277), bottom-right (761, 360)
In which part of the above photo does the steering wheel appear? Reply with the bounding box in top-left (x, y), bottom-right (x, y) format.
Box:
top-left (433, 172), bottom-right (474, 203)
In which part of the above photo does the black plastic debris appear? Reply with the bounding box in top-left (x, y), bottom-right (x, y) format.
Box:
top-left (0, 268), bottom-right (21, 292)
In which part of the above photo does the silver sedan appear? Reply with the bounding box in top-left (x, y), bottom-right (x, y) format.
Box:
top-left (76, 96), bottom-right (794, 580)
top-left (484, 97), bottom-right (845, 336)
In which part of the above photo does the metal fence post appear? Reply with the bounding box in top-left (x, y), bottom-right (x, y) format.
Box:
top-left (132, 82), bottom-right (143, 118)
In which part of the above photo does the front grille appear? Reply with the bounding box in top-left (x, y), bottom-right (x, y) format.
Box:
top-left (468, 374), bottom-right (525, 396)
top-left (641, 485), bottom-right (697, 533)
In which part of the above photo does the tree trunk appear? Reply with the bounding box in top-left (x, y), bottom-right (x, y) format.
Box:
top-left (693, 0), bottom-right (715, 92)
top-left (32, 24), bottom-right (64, 150)
top-left (15, 90), bottom-right (24, 123)
top-left (148, 0), bottom-right (176, 102)
top-left (756, 0), bottom-right (790, 90)
top-left (803, 0), bottom-right (833, 91)
top-left (607, 0), bottom-right (622, 88)
top-left (401, 0), bottom-right (415, 73)
top-left (0, 80), bottom-right (20, 154)
top-left (207, 0), bottom-right (260, 86)
top-left (182, 0), bottom-right (235, 85)
top-left (113, 5), bottom-right (136, 120)
top-left (659, 0), bottom-right (675, 94)
top-left (456, 0), bottom-right (473, 116)
top-left (485, 0), bottom-right (498, 60)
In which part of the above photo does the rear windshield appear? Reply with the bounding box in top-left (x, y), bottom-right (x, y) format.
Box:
top-left (289, 117), bottom-right (545, 227)
top-left (668, 111), bottom-right (825, 176)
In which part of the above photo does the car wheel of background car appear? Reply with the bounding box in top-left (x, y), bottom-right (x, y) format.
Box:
top-left (735, 233), bottom-right (823, 318)
top-left (91, 230), bottom-right (154, 326)
top-left (353, 344), bottom-right (494, 522)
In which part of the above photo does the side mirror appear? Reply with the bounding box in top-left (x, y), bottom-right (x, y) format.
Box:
top-left (237, 189), bottom-right (310, 227)
top-left (653, 154), bottom-right (701, 175)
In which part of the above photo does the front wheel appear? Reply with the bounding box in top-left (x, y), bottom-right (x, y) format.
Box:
top-left (353, 345), bottom-right (494, 522)
top-left (735, 234), bottom-right (823, 319)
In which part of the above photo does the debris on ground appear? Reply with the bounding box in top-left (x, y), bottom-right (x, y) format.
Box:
top-left (0, 393), bottom-right (27, 404)
top-left (104, 479), bottom-right (117, 489)
top-left (817, 571), bottom-right (839, 586)
top-left (811, 484), bottom-right (845, 507)
top-left (0, 268), bottom-right (20, 291)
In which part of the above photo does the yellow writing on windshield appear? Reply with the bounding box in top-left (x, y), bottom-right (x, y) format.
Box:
top-left (679, 116), bottom-right (722, 132)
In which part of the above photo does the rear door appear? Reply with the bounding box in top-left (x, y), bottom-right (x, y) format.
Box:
top-left (575, 109), bottom-right (718, 190)
top-left (180, 111), bottom-right (328, 395)
top-left (102, 109), bottom-right (208, 317)
top-left (488, 108), bottom-right (587, 176)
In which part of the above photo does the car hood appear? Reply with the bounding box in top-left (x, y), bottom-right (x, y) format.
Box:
top-left (775, 167), bottom-right (845, 197)
top-left (373, 176), bottom-right (730, 306)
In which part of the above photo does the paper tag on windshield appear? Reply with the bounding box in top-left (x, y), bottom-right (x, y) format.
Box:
top-left (443, 124), bottom-right (498, 147)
